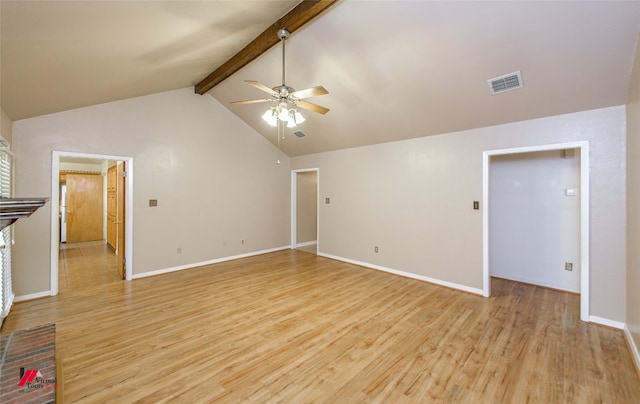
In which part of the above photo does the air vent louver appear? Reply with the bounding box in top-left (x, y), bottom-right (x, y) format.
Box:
top-left (293, 130), bottom-right (307, 138)
top-left (488, 71), bottom-right (523, 95)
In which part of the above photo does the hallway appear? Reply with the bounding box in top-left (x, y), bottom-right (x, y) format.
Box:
top-left (58, 241), bottom-right (121, 293)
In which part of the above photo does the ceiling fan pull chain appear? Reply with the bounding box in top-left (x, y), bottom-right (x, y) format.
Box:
top-left (276, 118), bottom-right (282, 165)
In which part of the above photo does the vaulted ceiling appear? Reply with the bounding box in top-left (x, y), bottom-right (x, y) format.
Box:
top-left (3, 1), bottom-right (640, 157)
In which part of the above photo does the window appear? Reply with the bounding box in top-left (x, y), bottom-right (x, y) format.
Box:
top-left (0, 148), bottom-right (13, 322)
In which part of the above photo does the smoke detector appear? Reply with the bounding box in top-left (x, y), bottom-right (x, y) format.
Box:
top-left (488, 71), bottom-right (523, 95)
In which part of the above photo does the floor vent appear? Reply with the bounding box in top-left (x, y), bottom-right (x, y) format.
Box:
top-left (293, 130), bottom-right (307, 138)
top-left (488, 71), bottom-right (523, 95)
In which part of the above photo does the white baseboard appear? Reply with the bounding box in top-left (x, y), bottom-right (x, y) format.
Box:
top-left (624, 324), bottom-right (640, 374)
top-left (318, 252), bottom-right (484, 296)
top-left (589, 315), bottom-right (624, 329)
top-left (132, 246), bottom-right (290, 279)
top-left (296, 240), bottom-right (317, 248)
top-left (14, 290), bottom-right (51, 302)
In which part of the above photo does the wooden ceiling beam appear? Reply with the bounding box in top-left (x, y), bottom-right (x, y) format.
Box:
top-left (194, 0), bottom-right (339, 95)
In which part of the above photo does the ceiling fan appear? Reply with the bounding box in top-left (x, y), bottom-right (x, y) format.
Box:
top-left (231, 28), bottom-right (329, 128)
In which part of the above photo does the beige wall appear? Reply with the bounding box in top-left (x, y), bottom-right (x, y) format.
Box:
top-left (292, 106), bottom-right (626, 322)
top-left (296, 171), bottom-right (317, 244)
top-left (626, 34), bottom-right (640, 366)
top-left (11, 88), bottom-right (291, 296)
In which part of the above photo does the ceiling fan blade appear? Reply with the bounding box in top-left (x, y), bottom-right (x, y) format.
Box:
top-left (290, 86), bottom-right (329, 99)
top-left (231, 98), bottom-right (273, 105)
top-left (245, 80), bottom-right (278, 96)
top-left (297, 100), bottom-right (330, 115)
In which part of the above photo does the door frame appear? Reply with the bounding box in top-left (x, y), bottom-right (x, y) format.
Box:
top-left (50, 151), bottom-right (134, 294)
top-left (290, 168), bottom-right (320, 251)
top-left (482, 141), bottom-right (589, 321)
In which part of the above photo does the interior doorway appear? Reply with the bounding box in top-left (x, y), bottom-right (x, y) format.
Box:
top-left (489, 149), bottom-right (580, 292)
top-left (482, 141), bottom-right (590, 321)
top-left (291, 169), bottom-right (319, 254)
top-left (50, 151), bottom-right (134, 295)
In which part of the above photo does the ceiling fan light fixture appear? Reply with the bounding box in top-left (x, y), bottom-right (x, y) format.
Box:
top-left (294, 110), bottom-right (305, 124)
top-left (278, 107), bottom-right (290, 121)
top-left (262, 107), bottom-right (278, 126)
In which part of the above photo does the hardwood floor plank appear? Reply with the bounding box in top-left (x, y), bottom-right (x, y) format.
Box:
top-left (2, 250), bottom-right (639, 402)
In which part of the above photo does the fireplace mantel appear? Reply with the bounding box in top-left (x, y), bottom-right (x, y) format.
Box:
top-left (0, 197), bottom-right (49, 230)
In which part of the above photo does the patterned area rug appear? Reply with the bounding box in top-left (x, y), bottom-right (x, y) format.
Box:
top-left (0, 323), bottom-right (56, 403)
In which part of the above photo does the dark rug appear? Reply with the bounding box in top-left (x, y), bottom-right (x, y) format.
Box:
top-left (0, 323), bottom-right (57, 403)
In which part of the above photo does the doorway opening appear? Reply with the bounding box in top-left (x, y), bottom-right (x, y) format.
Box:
top-left (291, 168), bottom-right (319, 254)
top-left (58, 241), bottom-right (120, 293)
top-left (50, 151), bottom-right (134, 295)
top-left (482, 141), bottom-right (589, 321)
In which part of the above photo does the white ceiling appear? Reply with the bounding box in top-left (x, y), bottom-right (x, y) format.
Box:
top-left (3, 1), bottom-right (640, 157)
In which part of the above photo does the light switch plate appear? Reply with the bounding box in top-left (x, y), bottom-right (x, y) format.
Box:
top-left (149, 199), bottom-right (158, 207)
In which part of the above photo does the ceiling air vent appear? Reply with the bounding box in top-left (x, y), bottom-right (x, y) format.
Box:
top-left (293, 130), bottom-right (307, 138)
top-left (488, 71), bottom-right (523, 95)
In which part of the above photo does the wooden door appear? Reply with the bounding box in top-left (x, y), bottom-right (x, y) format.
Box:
top-left (106, 166), bottom-right (117, 249)
top-left (66, 173), bottom-right (103, 242)
top-left (116, 163), bottom-right (126, 279)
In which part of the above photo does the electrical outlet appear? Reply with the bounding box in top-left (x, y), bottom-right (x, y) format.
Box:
top-left (325, 197), bottom-right (331, 204)
top-left (565, 262), bottom-right (573, 271)
top-left (473, 201), bottom-right (479, 210)
top-left (374, 246), bottom-right (379, 253)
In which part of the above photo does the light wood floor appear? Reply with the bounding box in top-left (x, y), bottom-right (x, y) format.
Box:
top-left (58, 241), bottom-right (121, 293)
top-left (296, 243), bottom-right (317, 254)
top-left (2, 250), bottom-right (639, 402)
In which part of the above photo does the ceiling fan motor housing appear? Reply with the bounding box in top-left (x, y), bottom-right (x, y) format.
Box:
top-left (275, 85), bottom-right (295, 98)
